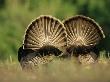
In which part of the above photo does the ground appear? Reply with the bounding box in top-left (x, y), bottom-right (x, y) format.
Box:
top-left (0, 56), bottom-right (110, 82)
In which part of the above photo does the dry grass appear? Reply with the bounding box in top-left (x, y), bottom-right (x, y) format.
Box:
top-left (0, 57), bottom-right (110, 82)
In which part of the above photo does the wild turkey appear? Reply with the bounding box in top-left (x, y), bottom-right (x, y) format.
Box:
top-left (63, 15), bottom-right (105, 64)
top-left (18, 15), bottom-right (67, 69)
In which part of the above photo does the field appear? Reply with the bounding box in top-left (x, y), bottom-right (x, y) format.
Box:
top-left (0, 0), bottom-right (110, 82)
top-left (0, 55), bottom-right (110, 82)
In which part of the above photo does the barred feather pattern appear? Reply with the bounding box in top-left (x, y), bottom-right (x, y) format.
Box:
top-left (63, 15), bottom-right (105, 54)
top-left (20, 52), bottom-right (55, 70)
top-left (63, 15), bottom-right (105, 64)
top-left (78, 52), bottom-right (97, 65)
top-left (19, 15), bottom-right (67, 69)
top-left (24, 15), bottom-right (66, 52)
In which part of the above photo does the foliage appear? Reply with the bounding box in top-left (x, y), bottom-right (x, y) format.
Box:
top-left (0, 0), bottom-right (110, 60)
top-left (0, 57), bottom-right (110, 82)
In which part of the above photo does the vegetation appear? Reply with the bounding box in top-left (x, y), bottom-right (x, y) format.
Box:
top-left (0, 0), bottom-right (110, 61)
top-left (0, 0), bottom-right (110, 81)
top-left (0, 56), bottom-right (110, 82)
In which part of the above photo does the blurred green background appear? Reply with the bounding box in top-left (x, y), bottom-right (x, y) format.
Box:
top-left (0, 0), bottom-right (110, 61)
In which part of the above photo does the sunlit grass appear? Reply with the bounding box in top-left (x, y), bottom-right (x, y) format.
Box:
top-left (0, 0), bottom-right (110, 82)
top-left (0, 55), bottom-right (110, 82)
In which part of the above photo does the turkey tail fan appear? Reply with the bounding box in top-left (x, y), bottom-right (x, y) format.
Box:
top-left (23, 15), bottom-right (67, 56)
top-left (63, 15), bottom-right (105, 55)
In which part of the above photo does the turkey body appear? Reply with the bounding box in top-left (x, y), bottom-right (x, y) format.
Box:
top-left (63, 15), bottom-right (105, 64)
top-left (18, 15), bottom-right (67, 69)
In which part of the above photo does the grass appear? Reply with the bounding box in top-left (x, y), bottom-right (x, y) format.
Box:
top-left (0, 55), bottom-right (110, 82)
top-left (0, 0), bottom-right (110, 81)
